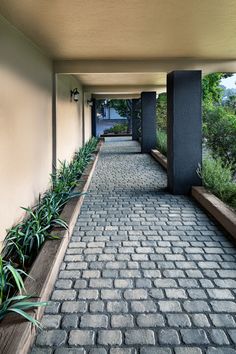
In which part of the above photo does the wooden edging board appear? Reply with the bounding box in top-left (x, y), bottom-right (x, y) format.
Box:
top-left (151, 149), bottom-right (167, 170)
top-left (0, 139), bottom-right (104, 354)
top-left (192, 186), bottom-right (236, 240)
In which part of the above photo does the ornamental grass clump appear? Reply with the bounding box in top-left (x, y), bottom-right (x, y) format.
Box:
top-left (198, 156), bottom-right (236, 210)
top-left (157, 129), bottom-right (167, 157)
top-left (0, 137), bottom-right (98, 325)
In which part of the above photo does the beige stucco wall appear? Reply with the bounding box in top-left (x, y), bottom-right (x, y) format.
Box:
top-left (84, 93), bottom-right (92, 143)
top-left (0, 17), bottom-right (90, 248)
top-left (56, 74), bottom-right (83, 163)
top-left (0, 16), bottom-right (53, 246)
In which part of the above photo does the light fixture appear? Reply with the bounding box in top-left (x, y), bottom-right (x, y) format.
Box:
top-left (104, 99), bottom-right (110, 107)
top-left (70, 88), bottom-right (80, 102)
top-left (87, 99), bottom-right (93, 107)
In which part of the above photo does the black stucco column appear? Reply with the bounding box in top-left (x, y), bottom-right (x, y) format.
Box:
top-left (167, 70), bottom-right (202, 195)
top-left (141, 92), bottom-right (156, 153)
top-left (91, 98), bottom-right (97, 137)
top-left (132, 99), bottom-right (139, 140)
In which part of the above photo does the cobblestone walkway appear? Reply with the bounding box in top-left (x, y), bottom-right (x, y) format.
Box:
top-left (33, 137), bottom-right (236, 354)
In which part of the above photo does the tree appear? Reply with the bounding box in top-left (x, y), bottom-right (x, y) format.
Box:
top-left (225, 95), bottom-right (236, 114)
top-left (155, 74), bottom-right (233, 131)
top-left (202, 73), bottom-right (232, 107)
top-left (110, 99), bottom-right (132, 133)
top-left (202, 73), bottom-right (236, 166)
top-left (203, 105), bottom-right (236, 165)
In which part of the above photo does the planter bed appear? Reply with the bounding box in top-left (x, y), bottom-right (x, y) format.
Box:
top-left (192, 186), bottom-right (236, 240)
top-left (0, 139), bottom-right (104, 354)
top-left (151, 148), bottom-right (236, 240)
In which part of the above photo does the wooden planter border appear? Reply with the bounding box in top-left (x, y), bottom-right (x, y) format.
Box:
top-left (150, 148), bottom-right (236, 241)
top-left (0, 139), bottom-right (104, 354)
top-left (192, 186), bottom-right (236, 240)
top-left (151, 149), bottom-right (167, 170)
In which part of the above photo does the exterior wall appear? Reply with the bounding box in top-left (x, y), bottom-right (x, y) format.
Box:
top-left (56, 74), bottom-right (83, 163)
top-left (0, 17), bottom-right (85, 247)
top-left (84, 92), bottom-right (92, 143)
top-left (0, 16), bottom-right (52, 245)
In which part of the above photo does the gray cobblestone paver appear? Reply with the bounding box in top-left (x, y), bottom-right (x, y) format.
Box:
top-left (33, 137), bottom-right (236, 353)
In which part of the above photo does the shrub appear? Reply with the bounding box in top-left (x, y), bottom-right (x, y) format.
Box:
top-left (156, 93), bottom-right (167, 130)
top-left (105, 123), bottom-right (128, 134)
top-left (157, 130), bottom-right (167, 156)
top-left (203, 105), bottom-right (236, 166)
top-left (198, 156), bottom-right (236, 210)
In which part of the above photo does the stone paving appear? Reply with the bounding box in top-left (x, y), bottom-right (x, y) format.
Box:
top-left (32, 137), bottom-right (236, 354)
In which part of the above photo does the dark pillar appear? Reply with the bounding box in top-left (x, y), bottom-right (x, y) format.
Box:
top-left (82, 92), bottom-right (85, 146)
top-left (167, 70), bottom-right (202, 195)
top-left (91, 98), bottom-right (97, 137)
top-left (132, 99), bottom-right (139, 140)
top-left (141, 91), bottom-right (156, 153)
top-left (52, 73), bottom-right (57, 174)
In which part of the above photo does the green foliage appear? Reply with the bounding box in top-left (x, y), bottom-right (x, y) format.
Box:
top-left (3, 205), bottom-right (64, 267)
top-left (157, 130), bottom-right (167, 156)
top-left (225, 94), bottom-right (236, 114)
top-left (0, 138), bottom-right (98, 325)
top-left (198, 156), bottom-right (236, 210)
top-left (0, 256), bottom-right (26, 303)
top-left (156, 93), bottom-right (167, 130)
top-left (105, 123), bottom-right (128, 134)
top-left (202, 73), bottom-right (232, 107)
top-left (203, 105), bottom-right (236, 165)
top-left (154, 74), bottom-right (236, 210)
top-left (222, 87), bottom-right (236, 101)
top-left (109, 100), bottom-right (132, 132)
top-left (155, 74), bottom-right (234, 133)
top-left (0, 295), bottom-right (47, 327)
top-left (156, 93), bottom-right (168, 157)
top-left (3, 137), bottom-right (98, 268)
top-left (0, 256), bottom-right (46, 327)
top-left (110, 100), bottom-right (132, 119)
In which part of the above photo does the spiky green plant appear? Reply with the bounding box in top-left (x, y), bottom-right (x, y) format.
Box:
top-left (1, 138), bottom-right (98, 325)
top-left (0, 256), bottom-right (47, 327)
top-left (0, 256), bottom-right (26, 302)
top-left (0, 295), bottom-right (46, 327)
top-left (3, 205), bottom-right (66, 267)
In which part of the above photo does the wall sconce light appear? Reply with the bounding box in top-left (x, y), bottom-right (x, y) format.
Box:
top-left (87, 99), bottom-right (93, 107)
top-left (103, 99), bottom-right (110, 107)
top-left (70, 88), bottom-right (80, 102)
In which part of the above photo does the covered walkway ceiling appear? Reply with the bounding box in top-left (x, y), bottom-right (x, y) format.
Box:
top-left (1, 0), bottom-right (236, 96)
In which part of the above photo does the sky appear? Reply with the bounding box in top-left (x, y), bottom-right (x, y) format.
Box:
top-left (220, 73), bottom-right (236, 88)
